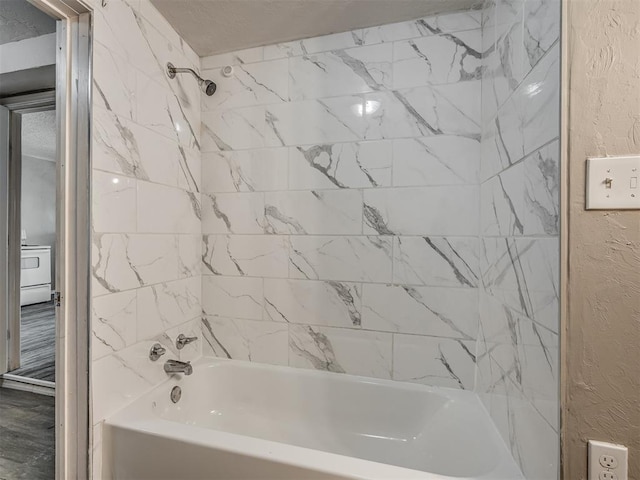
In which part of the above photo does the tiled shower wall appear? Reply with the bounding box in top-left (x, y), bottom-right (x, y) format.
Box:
top-left (199, 12), bottom-right (485, 386)
top-left (477, 0), bottom-right (560, 478)
top-left (89, 0), bottom-right (202, 475)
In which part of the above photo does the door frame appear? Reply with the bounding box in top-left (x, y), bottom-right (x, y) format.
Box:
top-left (0, 91), bottom-right (57, 377)
top-left (0, 0), bottom-right (93, 477)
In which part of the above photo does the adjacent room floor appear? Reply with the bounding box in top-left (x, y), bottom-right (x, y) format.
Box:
top-left (9, 301), bottom-right (55, 382)
top-left (0, 388), bottom-right (55, 479)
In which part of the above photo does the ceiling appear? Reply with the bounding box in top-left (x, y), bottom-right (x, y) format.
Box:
top-left (22, 110), bottom-right (57, 162)
top-left (0, 0), bottom-right (56, 45)
top-left (150, 0), bottom-right (478, 57)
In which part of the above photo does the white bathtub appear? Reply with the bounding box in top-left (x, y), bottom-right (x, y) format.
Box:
top-left (104, 357), bottom-right (523, 479)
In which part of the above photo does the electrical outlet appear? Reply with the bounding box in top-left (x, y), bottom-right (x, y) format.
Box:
top-left (589, 440), bottom-right (628, 480)
top-left (600, 472), bottom-right (618, 480)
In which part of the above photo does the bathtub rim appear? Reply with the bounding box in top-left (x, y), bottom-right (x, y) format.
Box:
top-left (104, 356), bottom-right (524, 480)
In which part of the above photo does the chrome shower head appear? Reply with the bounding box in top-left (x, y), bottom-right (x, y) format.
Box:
top-left (201, 79), bottom-right (217, 96)
top-left (166, 62), bottom-right (217, 97)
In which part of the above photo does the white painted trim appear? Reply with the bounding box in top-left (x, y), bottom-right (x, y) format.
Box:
top-left (0, 33), bottom-right (57, 75)
top-left (0, 373), bottom-right (56, 396)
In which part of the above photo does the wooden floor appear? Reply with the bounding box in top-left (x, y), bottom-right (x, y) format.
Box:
top-left (9, 302), bottom-right (55, 382)
top-left (0, 388), bottom-right (55, 479)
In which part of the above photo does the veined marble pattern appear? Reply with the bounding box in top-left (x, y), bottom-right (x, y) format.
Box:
top-left (202, 149), bottom-right (288, 193)
top-left (91, 2), bottom-right (203, 459)
top-left (289, 141), bottom-right (392, 190)
top-left (479, 1), bottom-right (560, 476)
top-left (393, 30), bottom-right (483, 89)
top-left (195, 15), bottom-right (560, 471)
top-left (202, 316), bottom-right (289, 365)
top-left (289, 43), bottom-right (393, 100)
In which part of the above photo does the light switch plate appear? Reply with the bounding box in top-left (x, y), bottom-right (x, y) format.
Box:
top-left (586, 155), bottom-right (640, 209)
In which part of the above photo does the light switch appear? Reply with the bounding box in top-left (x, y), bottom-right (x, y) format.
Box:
top-left (586, 156), bottom-right (640, 209)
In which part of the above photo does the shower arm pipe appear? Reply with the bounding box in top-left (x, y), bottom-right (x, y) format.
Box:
top-left (166, 62), bottom-right (217, 96)
top-left (167, 64), bottom-right (205, 84)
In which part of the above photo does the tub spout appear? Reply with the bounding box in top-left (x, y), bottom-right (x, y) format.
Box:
top-left (164, 359), bottom-right (193, 376)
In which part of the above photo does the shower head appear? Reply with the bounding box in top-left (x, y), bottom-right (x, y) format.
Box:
top-left (167, 62), bottom-right (217, 96)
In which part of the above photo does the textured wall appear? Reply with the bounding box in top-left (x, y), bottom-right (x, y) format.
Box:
top-left (88, 0), bottom-right (202, 476)
top-left (478, 0), bottom-right (561, 478)
top-left (564, 0), bottom-right (640, 478)
top-left (198, 11), bottom-right (485, 389)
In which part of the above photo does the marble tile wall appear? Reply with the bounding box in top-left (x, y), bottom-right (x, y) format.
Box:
top-left (478, 0), bottom-right (561, 478)
top-left (89, 0), bottom-right (202, 476)
top-left (199, 10), bottom-right (484, 390)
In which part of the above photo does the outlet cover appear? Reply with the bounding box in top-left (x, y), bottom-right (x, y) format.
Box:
top-left (589, 440), bottom-right (628, 480)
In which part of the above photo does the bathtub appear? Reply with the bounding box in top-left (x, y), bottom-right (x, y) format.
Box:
top-left (104, 357), bottom-right (523, 479)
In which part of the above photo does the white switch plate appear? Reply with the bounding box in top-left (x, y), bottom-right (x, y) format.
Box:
top-left (586, 155), bottom-right (640, 209)
top-left (589, 440), bottom-right (628, 480)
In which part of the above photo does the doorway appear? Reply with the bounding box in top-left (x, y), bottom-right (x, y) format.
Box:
top-left (0, 0), bottom-right (91, 477)
top-left (1, 94), bottom-right (57, 391)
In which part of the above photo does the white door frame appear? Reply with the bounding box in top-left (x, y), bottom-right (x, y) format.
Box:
top-left (7, 0), bottom-right (93, 477)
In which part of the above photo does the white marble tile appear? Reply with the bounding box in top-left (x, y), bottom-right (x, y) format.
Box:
top-left (265, 190), bottom-right (362, 235)
top-left (363, 186), bottom-right (479, 236)
top-left (393, 236), bottom-right (480, 287)
top-left (202, 58), bottom-right (289, 111)
top-left (480, 162), bottom-right (525, 236)
top-left (393, 334), bottom-right (476, 389)
top-left (289, 325), bottom-right (392, 379)
top-left (202, 316), bottom-right (288, 365)
top-left (289, 43), bottom-right (392, 100)
top-left (361, 11), bottom-right (482, 45)
top-left (264, 97), bottom-right (362, 147)
top-left (178, 234), bottom-right (201, 278)
top-left (92, 340), bottom-right (169, 422)
top-left (481, 237), bottom-right (559, 302)
top-left (393, 136), bottom-right (479, 187)
top-left (201, 235), bottom-right (289, 278)
top-left (362, 82), bottom-right (481, 140)
top-left (202, 149), bottom-right (289, 193)
top-left (288, 141), bottom-right (392, 190)
top-left (201, 47), bottom-right (265, 69)
top-left (92, 0), bottom-right (156, 72)
top-left (289, 236), bottom-right (392, 283)
top-left (393, 30), bottom-right (482, 89)
top-left (492, 42), bottom-right (560, 166)
top-left (92, 234), bottom-right (179, 296)
top-left (523, 139), bottom-right (560, 235)
top-left (92, 291), bottom-right (137, 360)
top-left (264, 279), bottom-right (362, 328)
top-left (136, 276), bottom-right (201, 340)
top-left (201, 275), bottom-right (263, 320)
top-left (201, 192), bottom-right (265, 234)
top-left (177, 146), bottom-right (201, 193)
top-left (135, 71), bottom-right (200, 151)
top-left (93, 171), bottom-right (137, 233)
top-left (201, 106), bottom-right (266, 151)
top-left (523, 0), bottom-right (560, 76)
top-left (264, 31), bottom-right (365, 60)
top-left (362, 284), bottom-right (478, 339)
top-left (93, 41), bottom-right (137, 121)
top-left (137, 181), bottom-right (201, 234)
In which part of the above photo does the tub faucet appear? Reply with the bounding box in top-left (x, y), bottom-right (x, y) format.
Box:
top-left (164, 359), bottom-right (193, 376)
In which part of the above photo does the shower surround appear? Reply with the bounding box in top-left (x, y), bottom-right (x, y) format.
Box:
top-left (88, 1), bottom-right (560, 479)
top-left (199, 12), bottom-right (483, 386)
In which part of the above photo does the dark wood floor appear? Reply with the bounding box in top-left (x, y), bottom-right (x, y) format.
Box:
top-left (0, 388), bottom-right (55, 479)
top-left (9, 302), bottom-right (55, 382)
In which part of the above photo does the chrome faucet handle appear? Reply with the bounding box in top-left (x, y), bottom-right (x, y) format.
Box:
top-left (176, 334), bottom-right (198, 350)
top-left (149, 343), bottom-right (166, 361)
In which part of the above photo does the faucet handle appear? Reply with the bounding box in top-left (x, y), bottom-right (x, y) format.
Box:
top-left (176, 333), bottom-right (198, 350)
top-left (149, 343), bottom-right (166, 361)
